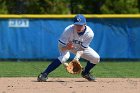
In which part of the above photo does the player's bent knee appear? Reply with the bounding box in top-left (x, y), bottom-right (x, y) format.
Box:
top-left (91, 56), bottom-right (100, 64)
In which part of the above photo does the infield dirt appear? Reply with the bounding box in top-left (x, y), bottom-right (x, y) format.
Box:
top-left (0, 77), bottom-right (140, 93)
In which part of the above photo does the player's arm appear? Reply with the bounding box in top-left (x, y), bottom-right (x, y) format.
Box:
top-left (74, 51), bottom-right (84, 61)
top-left (58, 25), bottom-right (73, 51)
top-left (74, 34), bottom-right (93, 60)
top-left (59, 41), bottom-right (74, 51)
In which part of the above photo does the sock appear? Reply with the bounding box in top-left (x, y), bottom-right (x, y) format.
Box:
top-left (84, 61), bottom-right (96, 74)
top-left (42, 59), bottom-right (61, 77)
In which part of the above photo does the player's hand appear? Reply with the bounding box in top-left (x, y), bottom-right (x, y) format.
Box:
top-left (66, 41), bottom-right (74, 50)
top-left (74, 51), bottom-right (83, 61)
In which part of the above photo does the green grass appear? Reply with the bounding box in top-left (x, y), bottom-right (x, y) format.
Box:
top-left (0, 61), bottom-right (140, 78)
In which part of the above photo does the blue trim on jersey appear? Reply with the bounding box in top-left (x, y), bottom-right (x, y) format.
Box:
top-left (81, 44), bottom-right (88, 48)
top-left (58, 40), bottom-right (66, 45)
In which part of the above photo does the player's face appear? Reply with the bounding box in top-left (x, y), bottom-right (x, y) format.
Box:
top-left (74, 24), bottom-right (85, 32)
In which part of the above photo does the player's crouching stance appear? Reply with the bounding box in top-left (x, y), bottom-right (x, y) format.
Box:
top-left (37, 14), bottom-right (100, 82)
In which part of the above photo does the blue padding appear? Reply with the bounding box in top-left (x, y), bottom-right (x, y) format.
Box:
top-left (0, 18), bottom-right (140, 59)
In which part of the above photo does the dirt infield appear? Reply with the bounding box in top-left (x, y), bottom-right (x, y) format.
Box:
top-left (0, 77), bottom-right (140, 93)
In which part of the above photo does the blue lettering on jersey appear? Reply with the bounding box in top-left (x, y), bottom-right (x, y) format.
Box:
top-left (72, 39), bottom-right (83, 45)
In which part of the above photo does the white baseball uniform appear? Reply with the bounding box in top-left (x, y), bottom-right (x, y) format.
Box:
top-left (58, 24), bottom-right (100, 64)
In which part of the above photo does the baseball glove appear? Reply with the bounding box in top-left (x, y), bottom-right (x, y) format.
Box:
top-left (65, 60), bottom-right (83, 74)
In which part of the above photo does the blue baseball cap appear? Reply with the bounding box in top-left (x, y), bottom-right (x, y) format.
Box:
top-left (74, 14), bottom-right (86, 25)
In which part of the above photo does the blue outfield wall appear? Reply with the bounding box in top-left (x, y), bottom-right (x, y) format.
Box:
top-left (0, 18), bottom-right (140, 59)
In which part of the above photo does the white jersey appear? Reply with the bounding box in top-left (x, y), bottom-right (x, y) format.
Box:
top-left (59, 24), bottom-right (94, 51)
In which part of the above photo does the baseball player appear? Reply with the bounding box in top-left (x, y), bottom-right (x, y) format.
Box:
top-left (37, 14), bottom-right (100, 82)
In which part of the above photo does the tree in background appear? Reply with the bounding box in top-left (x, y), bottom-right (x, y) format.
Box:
top-left (0, 0), bottom-right (8, 14)
top-left (70, 0), bottom-right (139, 14)
top-left (0, 0), bottom-right (139, 14)
top-left (38, 0), bottom-right (70, 14)
top-left (100, 0), bottom-right (139, 14)
top-left (0, 0), bottom-right (70, 14)
top-left (70, 0), bottom-right (105, 14)
top-left (5, 0), bottom-right (28, 14)
top-left (24, 0), bottom-right (70, 14)
top-left (137, 0), bottom-right (140, 13)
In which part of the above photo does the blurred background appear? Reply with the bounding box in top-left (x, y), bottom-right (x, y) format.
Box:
top-left (0, 0), bottom-right (140, 78)
top-left (0, 0), bottom-right (140, 61)
top-left (0, 0), bottom-right (140, 14)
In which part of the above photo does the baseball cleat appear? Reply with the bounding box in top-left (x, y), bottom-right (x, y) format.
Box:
top-left (81, 71), bottom-right (96, 81)
top-left (37, 73), bottom-right (48, 82)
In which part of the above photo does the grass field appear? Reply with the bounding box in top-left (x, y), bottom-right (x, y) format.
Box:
top-left (0, 61), bottom-right (140, 78)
